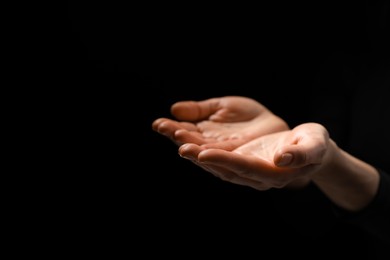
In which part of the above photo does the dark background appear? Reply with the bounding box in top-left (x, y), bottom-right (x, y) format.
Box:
top-left (63, 1), bottom-right (389, 256)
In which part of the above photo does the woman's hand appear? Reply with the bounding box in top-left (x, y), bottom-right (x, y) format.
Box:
top-left (152, 96), bottom-right (289, 150)
top-left (178, 123), bottom-right (331, 190)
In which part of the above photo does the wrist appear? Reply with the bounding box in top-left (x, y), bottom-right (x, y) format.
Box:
top-left (309, 139), bottom-right (380, 211)
top-left (310, 139), bottom-right (341, 182)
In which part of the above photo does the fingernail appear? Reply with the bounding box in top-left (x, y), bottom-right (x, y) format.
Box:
top-left (179, 153), bottom-right (191, 160)
top-left (179, 149), bottom-right (193, 160)
top-left (277, 153), bottom-right (293, 166)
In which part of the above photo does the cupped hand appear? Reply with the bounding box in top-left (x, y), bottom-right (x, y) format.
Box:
top-left (178, 123), bottom-right (332, 190)
top-left (152, 96), bottom-right (289, 150)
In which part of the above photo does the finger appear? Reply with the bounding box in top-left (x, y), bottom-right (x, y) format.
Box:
top-left (179, 143), bottom-right (205, 160)
top-left (152, 118), bottom-right (167, 132)
top-left (178, 144), bottom-right (225, 179)
top-left (197, 149), bottom-right (282, 182)
top-left (177, 148), bottom-right (220, 178)
top-left (179, 144), bottom-right (284, 190)
top-left (152, 118), bottom-right (198, 137)
top-left (171, 98), bottom-right (222, 122)
top-left (180, 151), bottom-right (272, 190)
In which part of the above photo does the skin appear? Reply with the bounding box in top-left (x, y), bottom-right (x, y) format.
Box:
top-left (152, 96), bottom-right (380, 212)
top-left (152, 96), bottom-right (289, 150)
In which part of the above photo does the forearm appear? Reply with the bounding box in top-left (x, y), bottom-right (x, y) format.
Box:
top-left (311, 140), bottom-right (380, 212)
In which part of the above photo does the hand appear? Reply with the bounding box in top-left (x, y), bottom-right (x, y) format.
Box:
top-left (152, 96), bottom-right (289, 150)
top-left (178, 123), bottom-right (331, 190)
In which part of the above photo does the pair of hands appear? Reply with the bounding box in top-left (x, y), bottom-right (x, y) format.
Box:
top-left (152, 96), bottom-right (331, 191)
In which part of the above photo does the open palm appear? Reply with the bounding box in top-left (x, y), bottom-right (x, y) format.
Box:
top-left (178, 123), bottom-right (330, 190)
top-left (152, 96), bottom-right (289, 150)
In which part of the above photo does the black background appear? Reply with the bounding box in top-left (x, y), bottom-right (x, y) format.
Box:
top-left (63, 1), bottom-right (388, 256)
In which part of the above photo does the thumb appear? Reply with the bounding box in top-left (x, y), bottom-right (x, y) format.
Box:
top-left (171, 98), bottom-right (221, 122)
top-left (274, 136), bottom-right (328, 168)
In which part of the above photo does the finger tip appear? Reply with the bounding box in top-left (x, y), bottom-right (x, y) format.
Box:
top-left (179, 143), bottom-right (191, 151)
top-left (198, 149), bottom-right (219, 163)
top-left (174, 128), bottom-right (187, 137)
top-left (275, 152), bottom-right (293, 167)
top-left (151, 118), bottom-right (163, 130)
top-left (171, 102), bottom-right (192, 119)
